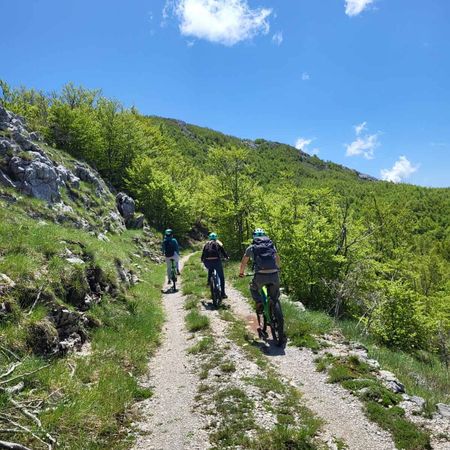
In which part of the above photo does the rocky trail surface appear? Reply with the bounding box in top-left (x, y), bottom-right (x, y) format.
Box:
top-left (131, 255), bottom-right (209, 450)
top-left (131, 258), bottom-right (448, 450)
top-left (226, 285), bottom-right (397, 450)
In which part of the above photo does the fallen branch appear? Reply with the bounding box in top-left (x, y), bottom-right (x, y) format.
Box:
top-left (26, 285), bottom-right (45, 317)
top-left (0, 347), bottom-right (20, 362)
top-left (0, 365), bottom-right (50, 387)
top-left (0, 363), bottom-right (22, 380)
top-left (0, 440), bottom-right (32, 450)
top-left (9, 400), bottom-right (41, 429)
top-left (0, 417), bottom-right (51, 450)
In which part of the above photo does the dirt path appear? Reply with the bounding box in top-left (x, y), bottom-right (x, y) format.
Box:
top-left (226, 285), bottom-right (397, 450)
top-left (131, 255), bottom-right (209, 450)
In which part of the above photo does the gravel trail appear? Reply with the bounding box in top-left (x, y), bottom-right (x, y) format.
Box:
top-left (226, 285), bottom-right (397, 450)
top-left (131, 255), bottom-right (209, 450)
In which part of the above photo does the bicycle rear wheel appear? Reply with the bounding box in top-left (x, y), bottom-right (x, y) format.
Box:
top-left (269, 300), bottom-right (285, 346)
top-left (211, 273), bottom-right (221, 308)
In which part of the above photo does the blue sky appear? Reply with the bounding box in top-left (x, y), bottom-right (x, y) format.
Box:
top-left (1, 0), bottom-right (449, 187)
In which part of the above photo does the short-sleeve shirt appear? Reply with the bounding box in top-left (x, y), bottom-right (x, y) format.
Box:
top-left (244, 243), bottom-right (278, 274)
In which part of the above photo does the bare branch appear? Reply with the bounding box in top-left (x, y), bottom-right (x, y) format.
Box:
top-left (0, 440), bottom-right (32, 450)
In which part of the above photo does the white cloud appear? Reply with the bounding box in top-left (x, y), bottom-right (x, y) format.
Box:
top-left (272, 31), bottom-right (283, 46)
top-left (166, 0), bottom-right (272, 46)
top-left (381, 156), bottom-right (419, 183)
top-left (346, 121), bottom-right (379, 159)
top-left (295, 137), bottom-right (313, 151)
top-left (301, 72), bottom-right (310, 81)
top-left (354, 121), bottom-right (367, 136)
top-left (345, 0), bottom-right (373, 17)
top-left (346, 134), bottom-right (379, 159)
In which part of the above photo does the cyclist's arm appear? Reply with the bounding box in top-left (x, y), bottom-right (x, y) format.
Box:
top-left (219, 245), bottom-right (229, 260)
top-left (275, 253), bottom-right (281, 268)
top-left (239, 255), bottom-right (250, 277)
top-left (173, 238), bottom-right (180, 255)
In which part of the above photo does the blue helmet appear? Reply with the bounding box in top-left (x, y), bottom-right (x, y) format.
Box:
top-left (164, 228), bottom-right (173, 236)
top-left (253, 228), bottom-right (265, 237)
top-left (208, 232), bottom-right (218, 241)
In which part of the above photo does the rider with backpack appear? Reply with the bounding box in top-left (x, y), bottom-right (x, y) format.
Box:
top-left (162, 229), bottom-right (180, 284)
top-left (201, 233), bottom-right (229, 299)
top-left (239, 228), bottom-right (281, 313)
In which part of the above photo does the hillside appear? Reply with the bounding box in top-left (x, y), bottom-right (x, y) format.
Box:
top-left (146, 115), bottom-right (378, 185)
top-left (0, 105), bottom-right (166, 449)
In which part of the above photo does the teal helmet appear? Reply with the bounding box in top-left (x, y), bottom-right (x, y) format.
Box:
top-left (253, 228), bottom-right (265, 237)
top-left (208, 232), bottom-right (218, 241)
top-left (164, 228), bottom-right (173, 236)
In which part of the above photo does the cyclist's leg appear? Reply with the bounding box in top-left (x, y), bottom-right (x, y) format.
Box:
top-left (203, 260), bottom-right (214, 285)
top-left (266, 272), bottom-right (281, 304)
top-left (215, 261), bottom-right (226, 297)
top-left (250, 274), bottom-right (264, 314)
top-left (174, 253), bottom-right (180, 274)
top-left (165, 257), bottom-right (172, 283)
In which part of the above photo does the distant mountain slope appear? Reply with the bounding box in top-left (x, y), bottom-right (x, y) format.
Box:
top-left (146, 116), bottom-right (377, 185)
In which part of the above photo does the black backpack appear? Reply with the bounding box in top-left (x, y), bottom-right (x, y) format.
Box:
top-left (203, 241), bottom-right (220, 258)
top-left (252, 237), bottom-right (277, 271)
top-left (163, 238), bottom-right (176, 257)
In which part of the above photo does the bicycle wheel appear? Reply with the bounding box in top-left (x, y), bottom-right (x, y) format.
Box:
top-left (171, 261), bottom-right (177, 292)
top-left (269, 300), bottom-right (285, 346)
top-left (211, 273), bottom-right (221, 308)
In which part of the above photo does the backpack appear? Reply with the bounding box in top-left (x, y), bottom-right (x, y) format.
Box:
top-left (252, 237), bottom-right (277, 271)
top-left (203, 241), bottom-right (221, 259)
top-left (163, 238), bottom-right (176, 257)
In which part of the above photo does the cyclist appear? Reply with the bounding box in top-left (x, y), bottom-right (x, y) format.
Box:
top-left (161, 229), bottom-right (180, 284)
top-left (239, 228), bottom-right (281, 314)
top-left (201, 232), bottom-right (229, 299)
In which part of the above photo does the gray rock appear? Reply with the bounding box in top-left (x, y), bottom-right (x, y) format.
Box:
top-left (0, 168), bottom-right (18, 188)
top-left (128, 214), bottom-right (145, 229)
top-left (411, 396), bottom-right (426, 409)
top-left (56, 165), bottom-right (80, 188)
top-left (66, 257), bottom-right (85, 265)
top-left (437, 403), bottom-right (450, 418)
top-left (116, 192), bottom-right (135, 220)
top-left (103, 211), bottom-right (126, 233)
top-left (8, 154), bottom-right (62, 203)
top-left (379, 370), bottom-right (405, 393)
top-left (29, 131), bottom-right (43, 141)
top-left (75, 163), bottom-right (108, 196)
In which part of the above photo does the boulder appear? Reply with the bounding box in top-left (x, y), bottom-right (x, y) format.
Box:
top-left (116, 192), bottom-right (135, 220)
top-left (8, 153), bottom-right (62, 203)
top-left (0, 273), bottom-right (16, 294)
top-left (56, 165), bottom-right (80, 188)
top-left (379, 370), bottom-right (405, 393)
top-left (437, 403), bottom-right (450, 418)
top-left (74, 163), bottom-right (108, 196)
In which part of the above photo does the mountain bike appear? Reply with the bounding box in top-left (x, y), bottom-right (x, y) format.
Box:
top-left (209, 268), bottom-right (222, 308)
top-left (255, 282), bottom-right (285, 347)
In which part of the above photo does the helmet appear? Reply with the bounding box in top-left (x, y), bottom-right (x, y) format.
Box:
top-left (208, 232), bottom-right (218, 241)
top-left (253, 228), bottom-right (265, 237)
top-left (164, 228), bottom-right (173, 236)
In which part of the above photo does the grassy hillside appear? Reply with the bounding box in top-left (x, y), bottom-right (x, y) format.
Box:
top-left (0, 140), bottom-right (166, 449)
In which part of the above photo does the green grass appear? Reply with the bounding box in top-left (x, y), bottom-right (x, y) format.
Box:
top-left (188, 336), bottom-right (214, 354)
top-left (185, 309), bottom-right (210, 332)
top-left (366, 403), bottom-right (431, 450)
top-left (0, 188), bottom-right (166, 449)
top-left (182, 254), bottom-right (209, 299)
top-left (340, 320), bottom-right (450, 409)
top-left (321, 355), bottom-right (431, 450)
